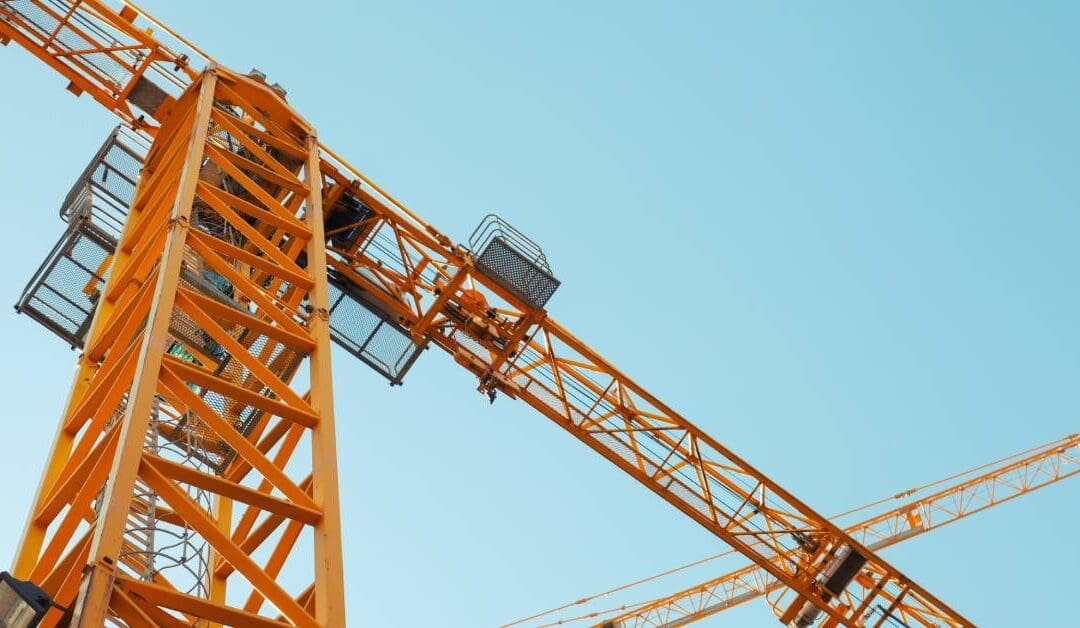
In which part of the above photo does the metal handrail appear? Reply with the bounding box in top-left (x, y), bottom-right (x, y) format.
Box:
top-left (468, 213), bottom-right (552, 273)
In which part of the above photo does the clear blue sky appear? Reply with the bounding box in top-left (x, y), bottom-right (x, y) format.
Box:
top-left (0, 1), bottom-right (1077, 626)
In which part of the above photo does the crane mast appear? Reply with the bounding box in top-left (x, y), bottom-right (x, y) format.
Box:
top-left (10, 67), bottom-right (345, 627)
top-left (0, 1), bottom-right (979, 626)
top-left (597, 433), bottom-right (1080, 627)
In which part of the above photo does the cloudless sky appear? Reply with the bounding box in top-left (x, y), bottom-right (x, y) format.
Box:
top-left (0, 1), bottom-right (1077, 626)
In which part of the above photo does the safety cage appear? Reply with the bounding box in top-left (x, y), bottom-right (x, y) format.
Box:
top-left (469, 214), bottom-right (560, 310)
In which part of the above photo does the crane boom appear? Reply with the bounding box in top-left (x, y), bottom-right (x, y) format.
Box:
top-left (598, 433), bottom-right (1080, 627)
top-left (1, 1), bottom-right (976, 625)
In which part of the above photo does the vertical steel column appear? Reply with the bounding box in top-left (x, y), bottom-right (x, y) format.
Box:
top-left (304, 133), bottom-right (346, 627)
top-left (71, 69), bottom-right (219, 628)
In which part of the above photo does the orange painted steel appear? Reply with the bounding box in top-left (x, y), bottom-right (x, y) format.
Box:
top-left (5, 60), bottom-right (345, 626)
top-left (598, 433), bottom-right (1080, 627)
top-left (0, 1), bottom-right (990, 626)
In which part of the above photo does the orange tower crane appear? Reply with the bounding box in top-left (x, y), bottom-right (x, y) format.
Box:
top-left (594, 433), bottom-right (1080, 627)
top-left (0, 1), bottom-right (1024, 626)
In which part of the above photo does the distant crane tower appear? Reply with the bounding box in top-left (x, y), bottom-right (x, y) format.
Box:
top-left (0, 2), bottom-right (1047, 627)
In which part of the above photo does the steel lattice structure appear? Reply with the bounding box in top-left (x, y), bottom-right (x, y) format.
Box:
top-left (598, 433), bottom-right (1080, 627)
top-left (11, 67), bottom-right (346, 627)
top-left (0, 1), bottom-right (1048, 626)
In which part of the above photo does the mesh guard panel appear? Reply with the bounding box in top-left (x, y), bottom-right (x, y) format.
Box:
top-left (327, 275), bottom-right (425, 385)
top-left (59, 126), bottom-right (145, 238)
top-left (16, 218), bottom-right (115, 348)
top-left (469, 214), bottom-right (560, 309)
top-left (475, 236), bottom-right (560, 309)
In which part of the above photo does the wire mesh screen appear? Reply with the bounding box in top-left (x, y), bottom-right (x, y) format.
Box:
top-left (59, 126), bottom-right (146, 238)
top-left (17, 122), bottom-right (427, 392)
top-left (476, 237), bottom-right (560, 309)
top-left (327, 276), bottom-right (425, 385)
top-left (469, 214), bottom-right (560, 309)
top-left (15, 125), bottom-right (147, 348)
top-left (16, 218), bottom-right (115, 347)
top-left (1, 0), bottom-right (135, 88)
